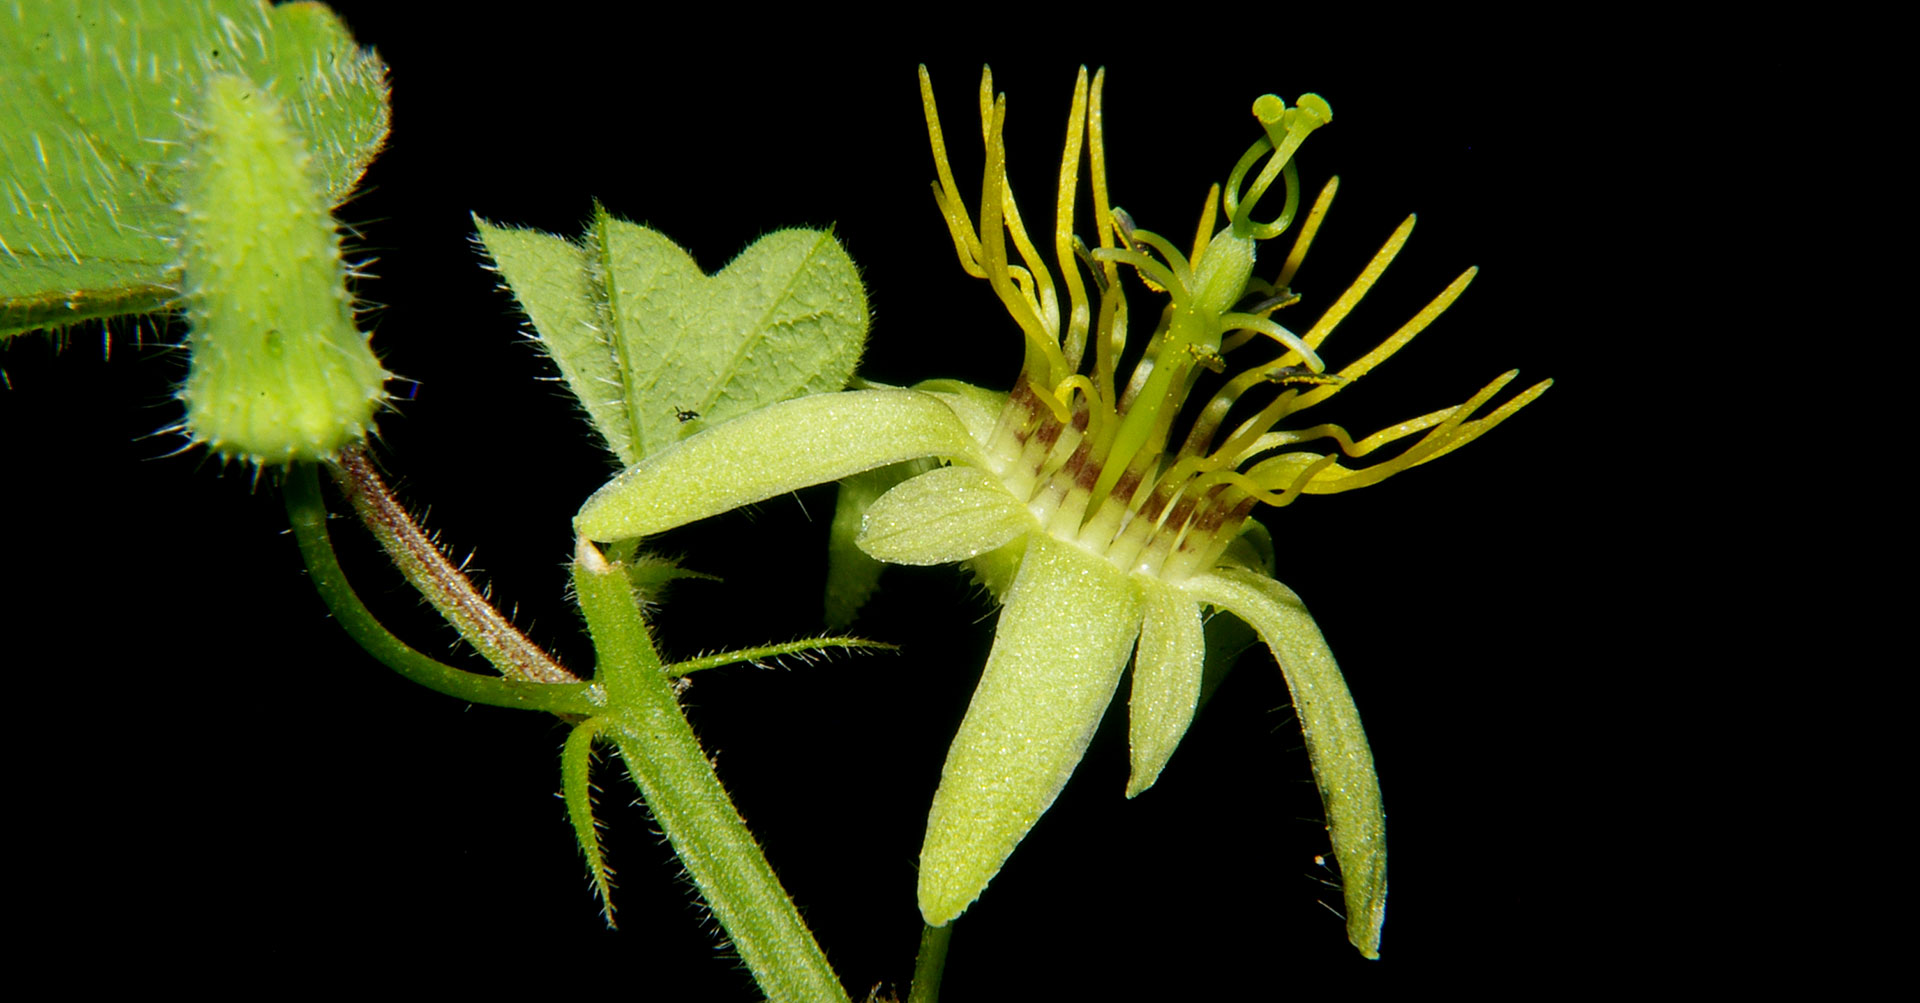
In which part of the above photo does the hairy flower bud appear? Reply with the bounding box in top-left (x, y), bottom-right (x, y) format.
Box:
top-left (173, 73), bottom-right (387, 464)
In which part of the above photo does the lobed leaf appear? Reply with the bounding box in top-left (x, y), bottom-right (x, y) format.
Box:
top-left (476, 206), bottom-right (869, 467)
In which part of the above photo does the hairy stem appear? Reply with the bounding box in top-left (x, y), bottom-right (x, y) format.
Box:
top-left (572, 538), bottom-right (847, 1003)
top-left (283, 463), bottom-right (600, 714)
top-left (330, 443), bottom-right (576, 683)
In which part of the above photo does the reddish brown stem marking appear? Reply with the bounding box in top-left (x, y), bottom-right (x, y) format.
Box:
top-left (329, 444), bottom-right (578, 684)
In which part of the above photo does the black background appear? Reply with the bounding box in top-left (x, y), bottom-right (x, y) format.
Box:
top-left (3, 6), bottom-right (1689, 996)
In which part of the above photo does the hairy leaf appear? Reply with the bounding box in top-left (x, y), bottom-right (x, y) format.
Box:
top-left (0, 0), bottom-right (388, 339)
top-left (476, 206), bottom-right (868, 467)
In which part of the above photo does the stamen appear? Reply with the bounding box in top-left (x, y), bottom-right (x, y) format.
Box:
top-left (1093, 246), bottom-right (1183, 304)
top-left (1219, 313), bottom-right (1327, 372)
top-left (1113, 304), bottom-right (1174, 414)
top-left (1186, 345), bottom-right (1225, 374)
top-left (1071, 235), bottom-right (1109, 294)
top-left (1237, 290), bottom-right (1301, 316)
top-left (1111, 205), bottom-right (1139, 250)
top-left (1119, 224), bottom-right (1196, 298)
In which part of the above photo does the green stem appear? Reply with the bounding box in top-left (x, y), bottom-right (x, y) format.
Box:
top-left (907, 923), bottom-right (953, 1003)
top-left (284, 463), bottom-right (601, 715)
top-left (571, 538), bottom-right (847, 1003)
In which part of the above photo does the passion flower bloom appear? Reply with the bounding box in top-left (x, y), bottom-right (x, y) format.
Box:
top-left (573, 66), bottom-right (1548, 958)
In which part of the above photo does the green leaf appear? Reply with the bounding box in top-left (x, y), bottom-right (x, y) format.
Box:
top-left (470, 220), bottom-right (630, 457)
top-left (0, 0), bottom-right (389, 339)
top-left (475, 206), bottom-right (869, 467)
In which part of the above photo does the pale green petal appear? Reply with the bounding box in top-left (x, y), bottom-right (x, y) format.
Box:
top-left (1180, 568), bottom-right (1387, 959)
top-left (575, 390), bottom-right (979, 542)
top-left (857, 465), bottom-right (1035, 565)
top-left (919, 533), bottom-right (1144, 926)
top-left (1125, 579), bottom-right (1207, 798)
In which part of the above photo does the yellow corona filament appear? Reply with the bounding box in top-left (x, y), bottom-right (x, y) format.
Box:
top-left (916, 64), bottom-right (1547, 577)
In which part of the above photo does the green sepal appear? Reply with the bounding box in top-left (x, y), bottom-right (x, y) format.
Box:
top-left (1182, 568), bottom-right (1387, 959)
top-left (919, 533), bottom-right (1144, 926)
top-left (825, 459), bottom-right (933, 629)
top-left (1195, 521), bottom-right (1273, 710)
top-left (574, 389), bottom-right (982, 543)
top-left (1196, 602), bottom-right (1260, 716)
top-left (911, 378), bottom-right (1006, 448)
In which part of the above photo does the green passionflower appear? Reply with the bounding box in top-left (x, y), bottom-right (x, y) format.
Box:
top-left (574, 66), bottom-right (1549, 958)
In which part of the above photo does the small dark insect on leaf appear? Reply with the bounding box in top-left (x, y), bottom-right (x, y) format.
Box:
top-left (674, 407), bottom-right (700, 423)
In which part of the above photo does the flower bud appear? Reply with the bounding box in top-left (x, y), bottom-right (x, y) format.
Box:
top-left (173, 73), bottom-right (387, 464)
